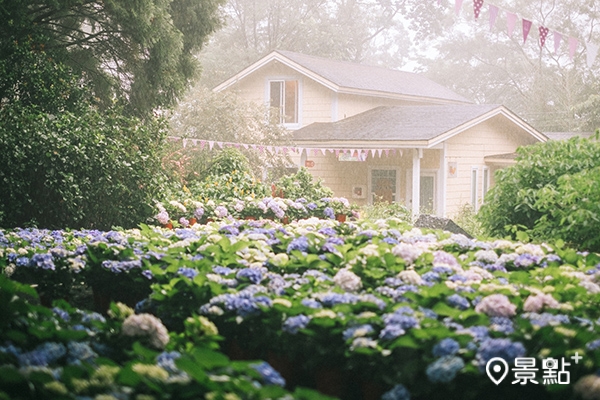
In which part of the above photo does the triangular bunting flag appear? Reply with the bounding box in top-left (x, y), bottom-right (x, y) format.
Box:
top-left (384, 149), bottom-right (390, 157)
top-left (242, 143), bottom-right (249, 149)
top-left (489, 4), bottom-right (499, 31)
top-left (539, 26), bottom-right (549, 47)
top-left (377, 149), bottom-right (383, 158)
top-left (192, 139), bottom-right (197, 146)
top-left (182, 139), bottom-right (187, 148)
top-left (258, 145), bottom-right (264, 153)
top-left (370, 149), bottom-right (376, 158)
top-left (267, 146), bottom-right (274, 153)
top-left (569, 37), bottom-right (578, 60)
top-left (334, 149), bottom-right (340, 157)
top-left (473, 0), bottom-right (483, 20)
top-left (586, 42), bottom-right (599, 68)
top-left (217, 141), bottom-right (224, 149)
top-left (522, 19), bottom-right (532, 44)
top-left (320, 148), bottom-right (327, 156)
top-left (455, 0), bottom-right (463, 16)
top-left (200, 140), bottom-right (206, 150)
top-left (312, 148), bottom-right (318, 156)
top-left (391, 149), bottom-right (397, 157)
top-left (553, 31), bottom-right (562, 53)
top-left (208, 141), bottom-right (215, 150)
top-left (506, 12), bottom-right (517, 37)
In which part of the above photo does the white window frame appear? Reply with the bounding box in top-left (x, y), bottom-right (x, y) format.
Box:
top-left (482, 166), bottom-right (490, 203)
top-left (471, 167), bottom-right (479, 210)
top-left (266, 77), bottom-right (301, 128)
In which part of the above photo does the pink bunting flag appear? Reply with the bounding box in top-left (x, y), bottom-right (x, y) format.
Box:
top-left (391, 149), bottom-right (397, 157)
top-left (234, 143), bottom-right (240, 148)
top-left (217, 141), bottom-right (224, 149)
top-left (569, 37), bottom-right (578, 60)
top-left (455, 0), bottom-right (463, 16)
top-left (242, 143), bottom-right (249, 149)
top-left (553, 31), bottom-right (562, 53)
top-left (488, 4), bottom-right (499, 31)
top-left (258, 145), bottom-right (264, 153)
top-left (506, 12), bottom-right (517, 37)
top-left (586, 42), bottom-right (599, 67)
top-left (334, 149), bottom-right (340, 157)
top-left (384, 149), bottom-right (390, 157)
top-left (538, 26), bottom-right (549, 47)
top-left (522, 19), bottom-right (532, 44)
top-left (473, 0), bottom-right (483, 20)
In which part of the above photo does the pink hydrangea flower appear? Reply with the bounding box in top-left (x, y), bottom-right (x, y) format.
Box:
top-left (523, 293), bottom-right (559, 312)
top-left (475, 294), bottom-right (516, 317)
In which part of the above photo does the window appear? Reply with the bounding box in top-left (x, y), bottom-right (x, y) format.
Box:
top-left (482, 167), bottom-right (490, 201)
top-left (371, 169), bottom-right (397, 203)
top-left (269, 80), bottom-right (298, 124)
top-left (471, 167), bottom-right (478, 210)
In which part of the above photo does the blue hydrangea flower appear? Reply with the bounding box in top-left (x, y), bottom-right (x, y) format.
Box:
top-left (67, 341), bottom-right (97, 365)
top-left (18, 342), bottom-right (66, 367)
top-left (426, 356), bottom-right (465, 383)
top-left (177, 267), bottom-right (198, 279)
top-left (323, 207), bottom-right (335, 219)
top-left (236, 268), bottom-right (263, 284)
top-left (213, 266), bottom-right (234, 275)
top-left (447, 294), bottom-right (470, 310)
top-left (379, 324), bottom-right (406, 340)
top-left (490, 317), bottom-right (514, 334)
top-left (343, 324), bottom-right (374, 341)
top-left (287, 236), bottom-right (309, 253)
top-left (250, 362), bottom-right (286, 386)
top-left (381, 384), bottom-right (410, 400)
top-left (432, 338), bottom-right (460, 358)
top-left (156, 351), bottom-right (182, 373)
top-left (301, 298), bottom-right (322, 309)
top-left (586, 339), bottom-right (600, 351)
top-left (30, 253), bottom-right (55, 270)
top-left (475, 338), bottom-right (525, 372)
top-left (52, 307), bottom-right (70, 322)
top-left (283, 315), bottom-right (311, 334)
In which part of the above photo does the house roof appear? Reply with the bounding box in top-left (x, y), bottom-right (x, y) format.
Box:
top-left (543, 131), bottom-right (595, 140)
top-left (213, 50), bottom-right (472, 105)
top-left (293, 104), bottom-right (547, 148)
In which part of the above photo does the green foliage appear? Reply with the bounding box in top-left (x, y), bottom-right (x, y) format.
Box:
top-left (186, 149), bottom-right (269, 201)
top-left (0, 102), bottom-right (168, 230)
top-left (359, 202), bottom-right (412, 223)
top-left (275, 168), bottom-right (333, 200)
top-left (479, 134), bottom-right (600, 250)
top-left (452, 204), bottom-right (485, 239)
top-left (166, 87), bottom-right (292, 184)
top-left (0, 0), bottom-right (224, 116)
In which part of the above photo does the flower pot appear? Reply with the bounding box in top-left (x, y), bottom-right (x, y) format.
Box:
top-left (163, 221), bottom-right (173, 229)
top-left (245, 216), bottom-right (256, 221)
top-left (335, 214), bottom-right (347, 222)
top-left (281, 216), bottom-right (289, 224)
top-left (189, 217), bottom-right (197, 226)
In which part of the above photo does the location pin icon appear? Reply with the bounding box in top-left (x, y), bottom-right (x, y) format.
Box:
top-left (486, 357), bottom-right (509, 385)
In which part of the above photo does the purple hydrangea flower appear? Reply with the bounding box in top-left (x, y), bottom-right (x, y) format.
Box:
top-left (475, 338), bottom-right (525, 372)
top-left (432, 338), bottom-right (460, 358)
top-left (381, 384), bottom-right (411, 400)
top-left (323, 207), bottom-right (335, 219)
top-left (426, 356), bottom-right (465, 383)
top-left (283, 315), bottom-right (311, 334)
top-left (250, 362), bottom-right (286, 386)
top-left (236, 268), bottom-right (263, 284)
top-left (447, 294), bottom-right (470, 310)
top-left (177, 267), bottom-right (198, 279)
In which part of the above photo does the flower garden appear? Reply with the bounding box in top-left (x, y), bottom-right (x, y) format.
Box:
top-left (2, 214), bottom-right (600, 400)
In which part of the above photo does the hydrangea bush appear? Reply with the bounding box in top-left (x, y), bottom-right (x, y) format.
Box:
top-left (1, 219), bottom-right (600, 399)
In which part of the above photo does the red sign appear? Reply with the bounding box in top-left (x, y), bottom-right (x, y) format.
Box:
top-left (305, 160), bottom-right (315, 168)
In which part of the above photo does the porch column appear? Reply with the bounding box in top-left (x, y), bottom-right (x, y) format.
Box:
top-left (412, 148), bottom-right (422, 217)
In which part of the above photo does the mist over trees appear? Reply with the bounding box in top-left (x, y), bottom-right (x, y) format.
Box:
top-left (198, 0), bottom-right (600, 132)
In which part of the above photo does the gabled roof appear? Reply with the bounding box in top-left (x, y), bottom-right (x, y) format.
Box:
top-left (293, 104), bottom-right (547, 148)
top-left (213, 50), bottom-right (472, 105)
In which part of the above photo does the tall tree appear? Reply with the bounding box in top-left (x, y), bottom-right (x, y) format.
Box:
top-left (0, 0), bottom-right (225, 115)
top-left (198, 0), bottom-right (411, 88)
top-left (413, 0), bottom-right (600, 132)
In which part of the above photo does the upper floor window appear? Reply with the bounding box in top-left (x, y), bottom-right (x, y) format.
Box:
top-left (269, 80), bottom-right (298, 124)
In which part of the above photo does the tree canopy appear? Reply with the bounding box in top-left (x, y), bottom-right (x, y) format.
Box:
top-left (0, 0), bottom-right (225, 115)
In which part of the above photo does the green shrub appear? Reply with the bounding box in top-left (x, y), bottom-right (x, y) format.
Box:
top-left (479, 133), bottom-right (600, 250)
top-left (275, 167), bottom-right (333, 200)
top-left (359, 202), bottom-right (412, 223)
top-left (0, 103), bottom-right (168, 230)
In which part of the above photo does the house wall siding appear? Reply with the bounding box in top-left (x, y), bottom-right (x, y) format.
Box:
top-left (444, 115), bottom-right (538, 217)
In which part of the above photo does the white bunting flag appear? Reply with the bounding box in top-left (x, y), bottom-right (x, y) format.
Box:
top-left (506, 12), bottom-right (517, 37)
top-left (182, 139), bottom-right (188, 148)
top-left (553, 31), bottom-right (562, 53)
top-left (208, 141), bottom-right (215, 150)
top-left (586, 42), bottom-right (599, 67)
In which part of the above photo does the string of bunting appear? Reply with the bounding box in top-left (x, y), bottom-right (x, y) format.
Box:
top-left (167, 136), bottom-right (403, 159)
top-left (441, 0), bottom-right (599, 67)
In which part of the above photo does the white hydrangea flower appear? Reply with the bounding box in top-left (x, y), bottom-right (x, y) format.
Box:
top-left (122, 314), bottom-right (169, 349)
top-left (333, 268), bottom-right (363, 292)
